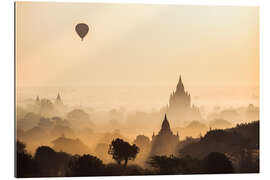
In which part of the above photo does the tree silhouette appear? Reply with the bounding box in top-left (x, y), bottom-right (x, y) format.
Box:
top-left (17, 151), bottom-right (38, 177)
top-left (108, 138), bottom-right (139, 167)
top-left (147, 155), bottom-right (202, 174)
top-left (132, 135), bottom-right (151, 164)
top-left (34, 146), bottom-right (72, 176)
top-left (238, 149), bottom-right (259, 173)
top-left (17, 140), bottom-right (26, 153)
top-left (133, 135), bottom-right (151, 147)
top-left (66, 109), bottom-right (92, 128)
top-left (179, 128), bottom-right (250, 159)
top-left (68, 154), bottom-right (105, 176)
top-left (147, 155), bottom-right (182, 174)
top-left (54, 151), bottom-right (71, 176)
top-left (34, 146), bottom-right (58, 176)
top-left (16, 141), bottom-right (39, 177)
top-left (202, 152), bottom-right (234, 173)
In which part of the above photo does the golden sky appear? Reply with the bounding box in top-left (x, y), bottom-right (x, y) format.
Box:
top-left (16, 2), bottom-right (259, 109)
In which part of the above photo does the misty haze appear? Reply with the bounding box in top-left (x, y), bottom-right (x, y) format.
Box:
top-left (15, 2), bottom-right (259, 177)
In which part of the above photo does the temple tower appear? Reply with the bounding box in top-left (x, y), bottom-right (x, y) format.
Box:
top-left (150, 114), bottom-right (179, 156)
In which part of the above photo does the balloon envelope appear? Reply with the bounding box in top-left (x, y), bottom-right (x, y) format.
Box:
top-left (75, 23), bottom-right (89, 41)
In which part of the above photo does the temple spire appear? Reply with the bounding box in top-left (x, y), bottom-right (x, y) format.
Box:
top-left (55, 92), bottom-right (63, 105)
top-left (35, 95), bottom-right (40, 105)
top-left (57, 92), bottom-right (61, 101)
top-left (160, 114), bottom-right (171, 134)
top-left (176, 75), bottom-right (184, 92)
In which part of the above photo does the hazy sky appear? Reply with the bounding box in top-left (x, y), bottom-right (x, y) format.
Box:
top-left (16, 2), bottom-right (259, 110)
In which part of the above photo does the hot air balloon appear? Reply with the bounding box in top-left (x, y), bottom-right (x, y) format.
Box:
top-left (75, 23), bottom-right (89, 41)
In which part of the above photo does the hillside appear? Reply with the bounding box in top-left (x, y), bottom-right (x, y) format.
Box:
top-left (179, 121), bottom-right (259, 159)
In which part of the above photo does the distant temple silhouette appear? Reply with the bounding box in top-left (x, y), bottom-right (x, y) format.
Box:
top-left (55, 92), bottom-right (64, 106)
top-left (35, 93), bottom-right (64, 106)
top-left (150, 114), bottom-right (179, 156)
top-left (163, 75), bottom-right (202, 125)
top-left (35, 95), bottom-right (40, 106)
top-left (34, 93), bottom-right (65, 116)
top-left (169, 76), bottom-right (191, 111)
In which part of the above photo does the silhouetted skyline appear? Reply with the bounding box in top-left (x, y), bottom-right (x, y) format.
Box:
top-left (15, 2), bottom-right (259, 177)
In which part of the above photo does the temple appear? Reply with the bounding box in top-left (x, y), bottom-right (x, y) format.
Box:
top-left (163, 75), bottom-right (202, 126)
top-left (33, 93), bottom-right (66, 116)
top-left (55, 92), bottom-right (63, 106)
top-left (150, 114), bottom-right (179, 156)
top-left (169, 76), bottom-right (191, 111)
top-left (35, 95), bottom-right (40, 105)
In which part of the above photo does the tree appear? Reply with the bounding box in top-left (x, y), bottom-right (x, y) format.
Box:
top-left (51, 136), bottom-right (91, 155)
top-left (108, 138), bottom-right (139, 167)
top-left (16, 141), bottom-right (38, 177)
top-left (238, 149), bottom-right (259, 173)
top-left (133, 135), bottom-right (151, 164)
top-left (202, 152), bottom-right (234, 173)
top-left (17, 151), bottom-right (38, 177)
top-left (147, 155), bottom-right (202, 174)
top-left (104, 163), bottom-right (145, 176)
top-left (147, 155), bottom-right (182, 174)
top-left (34, 146), bottom-right (71, 177)
top-left (66, 109), bottom-right (92, 129)
top-left (34, 146), bottom-right (58, 176)
top-left (53, 151), bottom-right (71, 176)
top-left (133, 135), bottom-right (151, 148)
top-left (17, 140), bottom-right (26, 153)
top-left (68, 154), bottom-right (105, 176)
